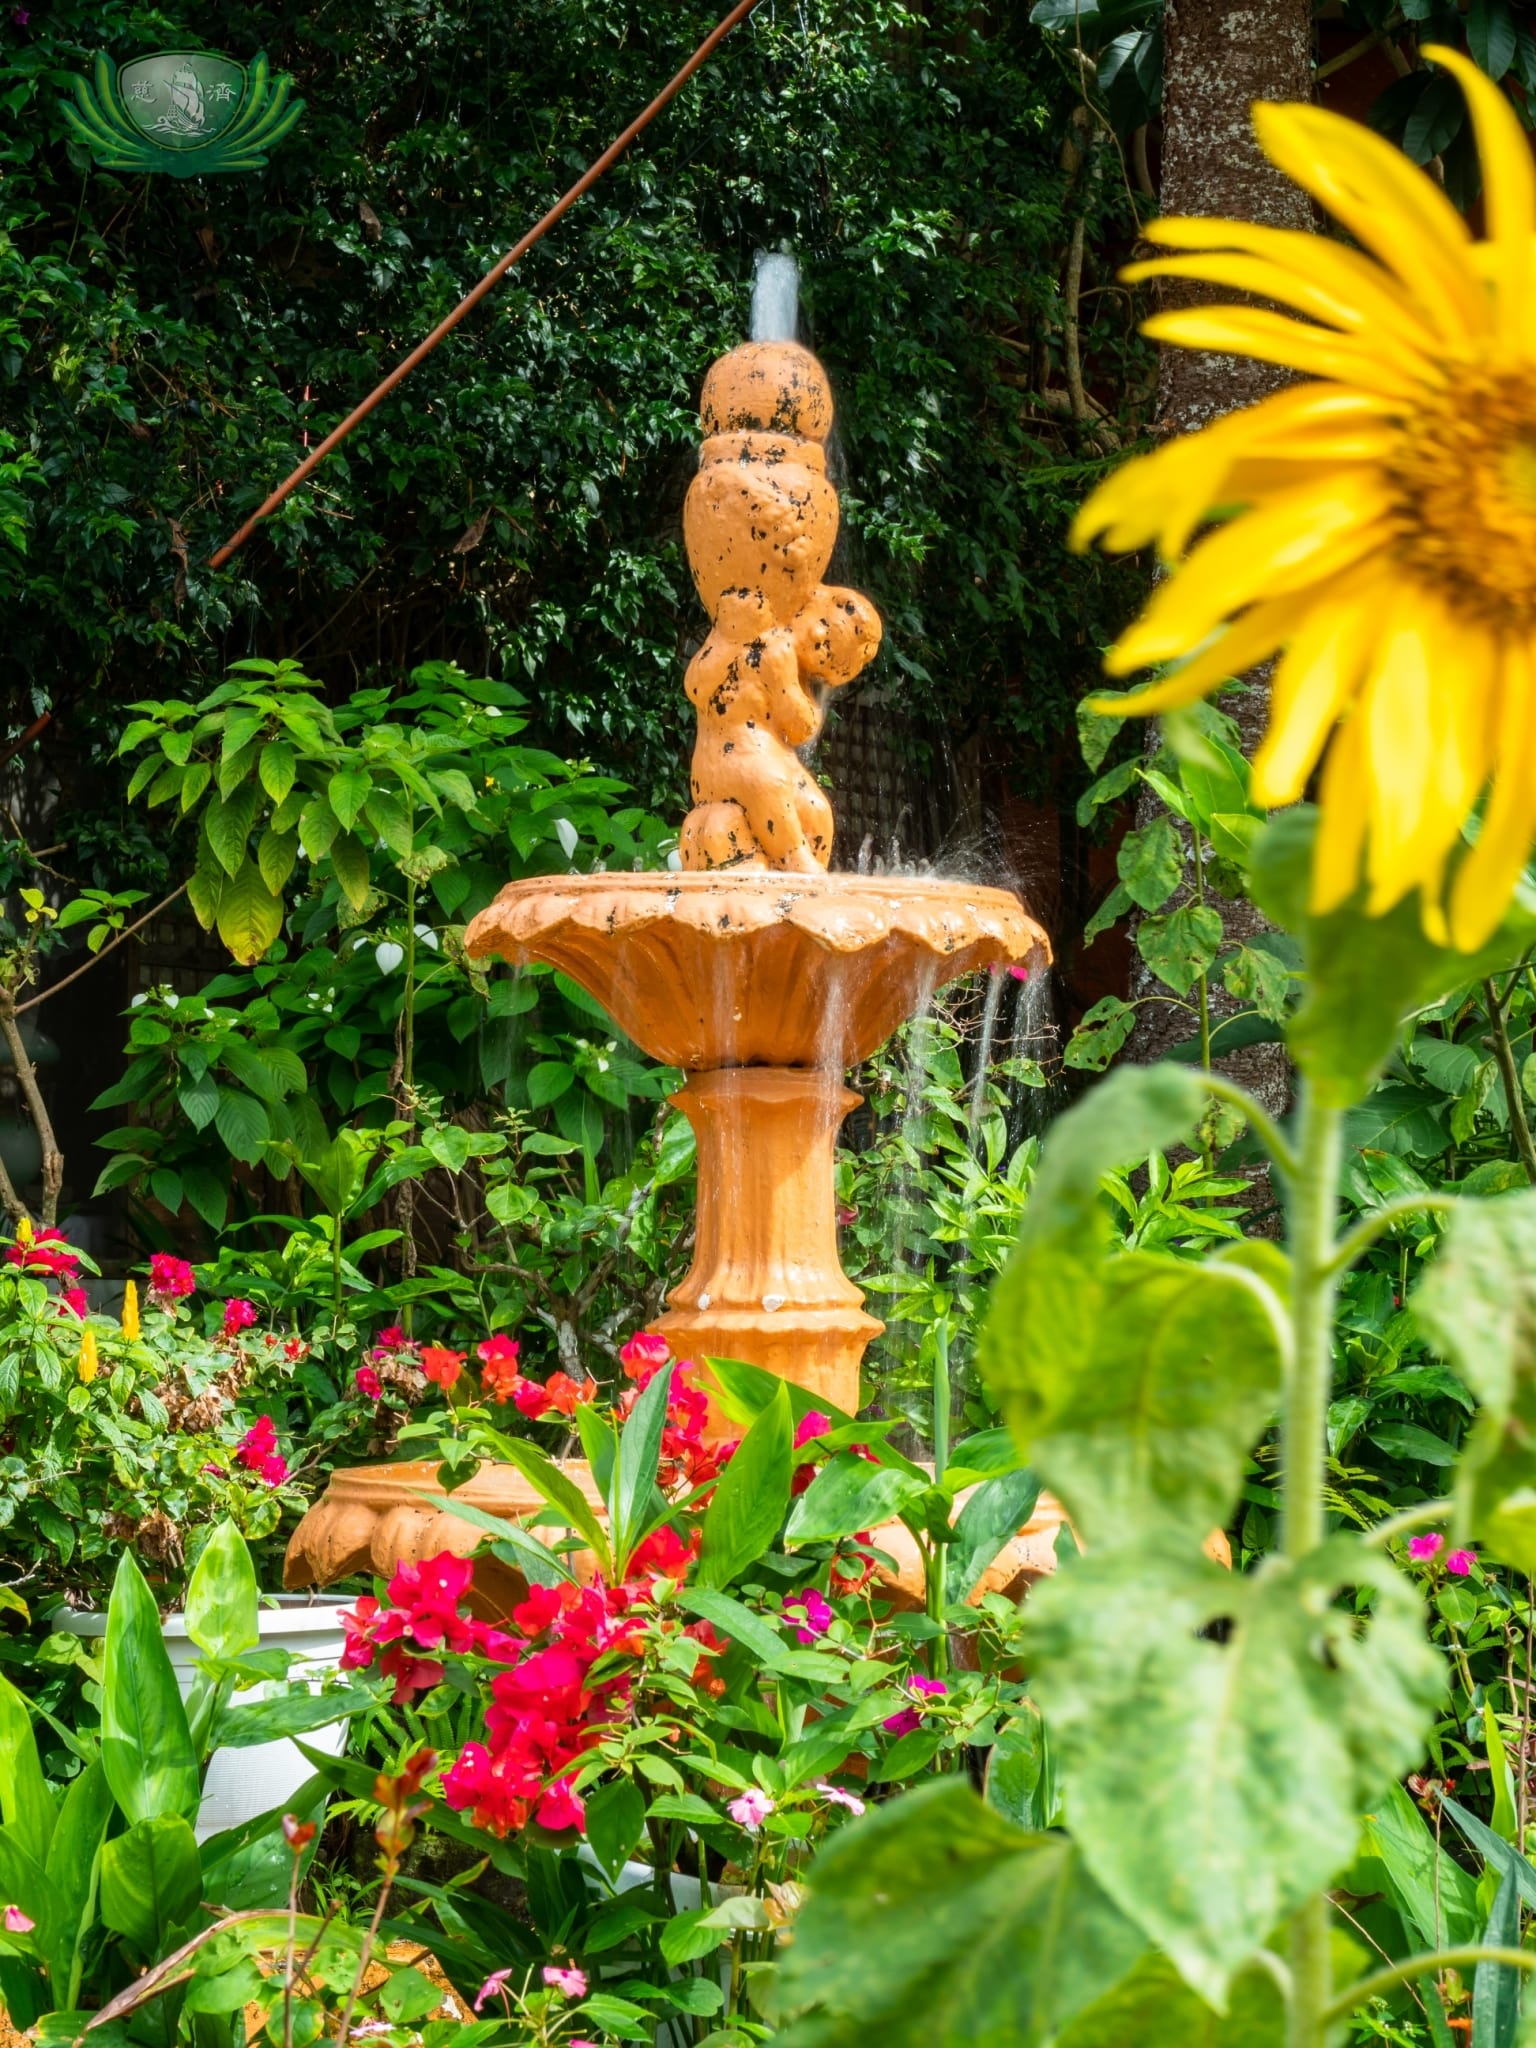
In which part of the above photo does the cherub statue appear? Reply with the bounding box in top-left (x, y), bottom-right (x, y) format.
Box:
top-left (679, 341), bottom-right (880, 873)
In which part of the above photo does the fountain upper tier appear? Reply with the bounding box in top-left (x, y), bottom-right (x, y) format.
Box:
top-left (463, 868), bottom-right (1048, 1071)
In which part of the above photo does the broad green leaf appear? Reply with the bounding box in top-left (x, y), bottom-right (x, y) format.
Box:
top-left (327, 765), bottom-right (373, 831)
top-left (473, 1427), bottom-right (610, 1573)
top-left (771, 1779), bottom-right (1145, 2048)
top-left (42, 1763), bottom-right (113, 2003)
top-left (258, 739), bottom-right (295, 804)
top-left (1024, 1538), bottom-right (1443, 2003)
top-left (1220, 941), bottom-right (1291, 1023)
top-left (1440, 1795), bottom-right (1536, 1918)
top-left (203, 780), bottom-right (262, 878)
top-left (1471, 1867), bottom-right (1521, 2048)
top-left (1062, 995), bottom-right (1135, 1073)
top-left (214, 1087), bottom-right (271, 1165)
top-left (1137, 903), bottom-right (1224, 995)
top-left (698, 1381), bottom-right (793, 1589)
top-left (983, 1250), bottom-right (1285, 1547)
top-left (379, 1968), bottom-right (440, 2023)
top-left (611, 1357), bottom-right (673, 1572)
top-left (1059, 1952), bottom-right (1284, 2047)
top-left (215, 860), bottom-right (284, 964)
top-left (584, 1778), bottom-right (646, 1882)
top-left (1249, 808), bottom-right (1536, 1108)
top-left (678, 1587), bottom-right (795, 1670)
top-left (1009, 1062), bottom-right (1208, 1253)
top-left (949, 1468), bottom-right (1041, 1599)
top-left (329, 831), bottom-right (371, 913)
top-left (178, 1068), bottom-right (220, 1130)
top-left (256, 826), bottom-right (298, 896)
top-left (99, 1814), bottom-right (201, 1951)
top-left (298, 795), bottom-right (339, 861)
top-left (785, 1451), bottom-right (928, 1544)
top-left (101, 1549), bottom-right (200, 1826)
top-left (1414, 1189), bottom-right (1536, 1569)
top-left (1117, 816), bottom-right (1182, 911)
top-left (185, 1518), bottom-right (259, 1662)
top-left (1363, 1779), bottom-right (1482, 1951)
top-left (0, 1674), bottom-right (54, 1865)
top-left (985, 1706), bottom-right (1057, 1833)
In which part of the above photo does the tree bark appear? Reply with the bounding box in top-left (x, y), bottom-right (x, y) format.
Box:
top-left (1126, 0), bottom-right (1313, 1149)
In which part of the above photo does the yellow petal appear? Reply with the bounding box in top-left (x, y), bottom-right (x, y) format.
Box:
top-left (1106, 477), bottom-right (1395, 673)
top-left (1423, 45), bottom-right (1535, 345)
top-left (1450, 638), bottom-right (1536, 950)
top-left (1142, 307), bottom-right (1433, 402)
top-left (1086, 595), bottom-right (1296, 718)
top-left (1311, 709), bottom-right (1369, 915)
top-left (1251, 103), bottom-right (1486, 343)
top-left (1250, 577), bottom-right (1380, 806)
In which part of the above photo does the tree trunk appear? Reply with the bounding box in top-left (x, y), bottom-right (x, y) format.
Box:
top-left (1126, 0), bottom-right (1312, 1151)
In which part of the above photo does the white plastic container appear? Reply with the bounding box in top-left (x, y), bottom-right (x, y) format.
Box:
top-left (57, 1594), bottom-right (356, 1840)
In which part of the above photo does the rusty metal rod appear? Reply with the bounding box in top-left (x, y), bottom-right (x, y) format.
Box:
top-left (210, 0), bottom-right (763, 569)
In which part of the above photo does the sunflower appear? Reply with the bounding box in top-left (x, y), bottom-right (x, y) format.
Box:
top-left (1072, 46), bottom-right (1536, 951)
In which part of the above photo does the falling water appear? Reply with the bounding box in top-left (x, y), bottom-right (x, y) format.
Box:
top-left (967, 970), bottom-right (1007, 1143)
top-left (750, 251), bottom-right (800, 343)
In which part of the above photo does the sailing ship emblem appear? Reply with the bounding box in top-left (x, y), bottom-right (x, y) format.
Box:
top-left (62, 51), bottom-right (302, 176)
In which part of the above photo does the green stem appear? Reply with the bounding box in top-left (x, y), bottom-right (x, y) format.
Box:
top-left (1483, 977), bottom-right (1536, 1186)
top-left (928, 1322), bottom-right (951, 1685)
top-left (1325, 1193), bottom-right (1456, 1276)
top-left (1284, 1082), bottom-right (1345, 2048)
top-left (1192, 827), bottom-right (1213, 1072)
top-left (1200, 1074), bottom-right (1299, 1181)
top-left (1363, 1498), bottom-right (1453, 1549)
top-left (1322, 1946), bottom-right (1536, 2023)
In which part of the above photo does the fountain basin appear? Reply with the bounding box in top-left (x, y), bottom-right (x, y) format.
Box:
top-left (463, 870), bottom-right (1049, 1071)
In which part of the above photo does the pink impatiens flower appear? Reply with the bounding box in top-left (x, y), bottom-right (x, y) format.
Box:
top-left (1408, 1534), bottom-right (1445, 1562)
top-left (3, 1904), bottom-right (34, 1932)
top-left (783, 1589), bottom-right (833, 1644)
top-left (881, 1707), bottom-right (922, 1736)
top-left (1446, 1549), bottom-right (1477, 1577)
top-left (728, 1788), bottom-right (775, 1831)
top-left (473, 1970), bottom-right (513, 2013)
top-left (542, 1966), bottom-right (587, 1999)
top-left (817, 1781), bottom-right (866, 1815)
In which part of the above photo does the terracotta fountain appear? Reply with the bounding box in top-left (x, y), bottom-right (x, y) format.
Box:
top-left (285, 295), bottom-right (1055, 1615)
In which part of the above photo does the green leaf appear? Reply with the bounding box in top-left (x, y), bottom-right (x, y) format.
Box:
top-left (1467, 0), bottom-right (1518, 79)
top-left (327, 765), bottom-right (373, 831)
top-left (178, 1068), bottom-right (220, 1131)
top-left (256, 826), bottom-right (298, 896)
top-left (1362, 1780), bottom-right (1482, 1952)
top-left (1058, 1952), bottom-right (1284, 2048)
top-left (1137, 903), bottom-right (1223, 996)
top-left (1220, 941), bottom-right (1291, 1023)
top-left (101, 1550), bottom-right (200, 1826)
top-left (184, 1519), bottom-right (259, 1663)
top-left (99, 1814), bottom-right (201, 1952)
top-left (1367, 1420), bottom-right (1457, 1467)
top-left (611, 1358), bottom-right (673, 1572)
top-left (0, 1676), bottom-right (54, 1867)
top-left (584, 1778), bottom-right (647, 1882)
top-left (677, 1587), bottom-right (795, 1670)
top-left (203, 780), bottom-right (263, 879)
top-left (379, 1967), bottom-right (440, 2023)
top-left (1471, 1867), bottom-right (1521, 2048)
top-left (1024, 1538), bottom-right (1443, 2003)
top-left (298, 796), bottom-right (339, 861)
top-left (771, 1779), bottom-right (1145, 2048)
top-left (215, 860), bottom-right (284, 965)
top-left (786, 1452), bottom-right (928, 1545)
top-left (1249, 808), bottom-right (1536, 1108)
top-left (949, 1469), bottom-right (1041, 1599)
top-left (697, 1381), bottom-right (793, 1589)
top-left (1075, 756), bottom-right (1139, 827)
top-left (1082, 880), bottom-right (1133, 946)
top-left (528, 1059), bottom-right (574, 1108)
top-left (1414, 1188), bottom-right (1536, 1567)
top-left (42, 1762), bottom-right (113, 1996)
top-left (258, 740), bottom-right (295, 805)
top-left (214, 1088), bottom-right (271, 1165)
top-left (1061, 995), bottom-right (1135, 1073)
top-left (329, 831), bottom-right (372, 913)
top-left (1117, 816), bottom-right (1183, 911)
top-left (472, 1427), bottom-right (610, 1574)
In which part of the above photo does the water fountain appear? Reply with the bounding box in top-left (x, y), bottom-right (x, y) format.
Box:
top-left (284, 278), bottom-right (1052, 1610)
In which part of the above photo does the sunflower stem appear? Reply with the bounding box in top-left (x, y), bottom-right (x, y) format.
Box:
top-left (1283, 1081), bottom-right (1344, 2048)
top-left (1482, 977), bottom-right (1536, 1186)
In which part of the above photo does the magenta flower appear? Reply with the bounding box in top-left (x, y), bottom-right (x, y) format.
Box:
top-left (355, 1364), bottom-right (383, 1400)
top-left (909, 1675), bottom-right (948, 1698)
top-left (1446, 1549), bottom-right (1477, 1577)
top-left (222, 1298), bottom-right (258, 1337)
top-left (794, 1410), bottom-right (832, 1450)
top-left (817, 1780), bottom-right (866, 1815)
top-left (3, 1904), bottom-right (34, 1932)
top-left (1407, 1533), bottom-right (1445, 1561)
top-left (473, 1969), bottom-right (513, 2013)
top-left (148, 1253), bottom-right (196, 1303)
top-left (727, 1788), bottom-right (775, 1830)
top-left (542, 1966), bottom-right (587, 1999)
top-left (882, 1707), bottom-right (922, 1736)
top-left (784, 1589), bottom-right (833, 1643)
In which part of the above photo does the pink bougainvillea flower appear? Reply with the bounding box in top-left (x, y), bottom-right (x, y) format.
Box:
top-left (1446, 1549), bottom-right (1477, 1576)
top-left (620, 1331), bottom-right (671, 1382)
top-left (1408, 1533), bottom-right (1445, 1561)
top-left (477, 1333), bottom-right (522, 1402)
top-left (3, 1904), bottom-right (34, 1932)
top-left (542, 1966), bottom-right (588, 1999)
top-left (881, 1707), bottom-right (922, 1736)
top-left (784, 1589), bottom-right (833, 1644)
top-left (235, 1415), bottom-right (277, 1466)
top-left (222, 1298), bottom-right (258, 1337)
top-left (793, 1410), bottom-right (832, 1449)
top-left (420, 1345), bottom-right (466, 1391)
top-left (354, 1365), bottom-right (383, 1400)
top-left (473, 1970), bottom-right (514, 2014)
top-left (148, 1253), bottom-right (195, 1302)
top-left (536, 1780), bottom-right (587, 1833)
top-left (817, 1781), bottom-right (866, 1815)
top-left (257, 1453), bottom-right (289, 1486)
top-left (374, 1325), bottom-right (409, 1350)
top-left (727, 1789), bottom-right (775, 1830)
top-left (909, 1675), bottom-right (948, 1698)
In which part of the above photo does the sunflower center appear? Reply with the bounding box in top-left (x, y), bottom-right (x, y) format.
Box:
top-left (1387, 366), bottom-right (1536, 629)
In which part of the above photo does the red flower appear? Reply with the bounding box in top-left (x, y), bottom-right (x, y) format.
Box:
top-left (376, 1325), bottom-right (408, 1349)
top-left (8, 1228), bottom-right (79, 1280)
top-left (235, 1415), bottom-right (288, 1485)
top-left (477, 1333), bottom-right (522, 1402)
top-left (284, 1338), bottom-right (308, 1361)
top-left (149, 1253), bottom-right (195, 1302)
top-left (222, 1298), bottom-right (258, 1337)
top-left (60, 1286), bottom-right (88, 1320)
top-left (545, 1370), bottom-right (597, 1416)
top-left (354, 1365), bottom-right (383, 1400)
top-left (379, 1646), bottom-right (446, 1702)
top-left (420, 1346), bottom-right (465, 1391)
top-left (620, 1331), bottom-right (671, 1384)
top-left (513, 1376), bottom-right (554, 1419)
top-left (257, 1453), bottom-right (289, 1486)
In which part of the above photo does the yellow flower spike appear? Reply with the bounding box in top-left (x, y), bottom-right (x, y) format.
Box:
top-left (1077, 67), bottom-right (1536, 945)
top-left (14, 1216), bottom-right (32, 1246)
top-left (121, 1280), bottom-right (140, 1342)
top-left (78, 1327), bottom-right (99, 1384)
